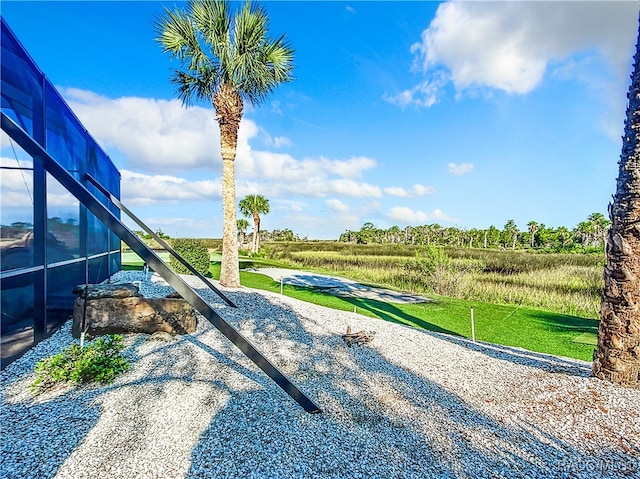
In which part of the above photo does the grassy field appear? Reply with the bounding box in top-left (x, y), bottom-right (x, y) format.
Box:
top-left (121, 246), bottom-right (599, 362)
top-left (240, 270), bottom-right (598, 361)
top-left (262, 242), bottom-right (604, 319)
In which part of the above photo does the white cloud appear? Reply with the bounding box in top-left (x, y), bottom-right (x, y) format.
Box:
top-left (47, 188), bottom-right (77, 208)
top-left (383, 73), bottom-right (448, 108)
top-left (326, 198), bottom-right (349, 213)
top-left (143, 217), bottom-right (209, 228)
top-left (448, 162), bottom-right (474, 175)
top-left (270, 100), bottom-right (283, 114)
top-left (61, 88), bottom-right (259, 173)
top-left (57, 89), bottom-right (383, 205)
top-left (324, 156), bottom-right (376, 179)
top-left (328, 179), bottom-right (382, 198)
top-left (273, 136), bottom-right (292, 148)
top-left (388, 206), bottom-right (456, 225)
top-left (258, 128), bottom-right (293, 149)
top-left (283, 202), bottom-right (304, 213)
top-left (412, 1), bottom-right (637, 96)
top-left (121, 170), bottom-right (221, 206)
top-left (239, 151), bottom-right (380, 198)
top-left (429, 208), bottom-right (456, 223)
top-left (0, 157), bottom-right (76, 209)
top-left (384, 184), bottom-right (436, 197)
top-left (0, 157), bottom-right (34, 207)
top-left (238, 151), bottom-right (375, 182)
top-left (388, 207), bottom-right (429, 224)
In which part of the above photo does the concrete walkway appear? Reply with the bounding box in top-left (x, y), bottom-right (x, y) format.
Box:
top-left (244, 267), bottom-right (429, 304)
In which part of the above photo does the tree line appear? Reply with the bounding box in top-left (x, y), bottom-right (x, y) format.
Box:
top-left (337, 212), bottom-right (610, 252)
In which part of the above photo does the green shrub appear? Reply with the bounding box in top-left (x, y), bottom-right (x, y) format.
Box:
top-left (170, 238), bottom-right (210, 275)
top-left (31, 335), bottom-right (130, 394)
top-left (403, 247), bottom-right (483, 296)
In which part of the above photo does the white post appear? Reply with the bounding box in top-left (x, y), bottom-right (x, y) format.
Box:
top-left (80, 331), bottom-right (85, 348)
top-left (354, 305), bottom-right (356, 313)
top-left (471, 307), bottom-right (476, 342)
top-left (280, 276), bottom-right (283, 295)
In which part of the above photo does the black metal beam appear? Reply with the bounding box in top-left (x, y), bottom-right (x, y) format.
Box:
top-left (85, 173), bottom-right (236, 308)
top-left (1, 111), bottom-right (321, 414)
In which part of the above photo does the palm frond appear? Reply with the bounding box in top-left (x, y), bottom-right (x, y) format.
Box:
top-left (155, 0), bottom-right (293, 108)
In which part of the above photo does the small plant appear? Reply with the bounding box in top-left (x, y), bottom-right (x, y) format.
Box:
top-left (403, 247), bottom-right (483, 296)
top-left (170, 238), bottom-right (211, 275)
top-left (31, 335), bottom-right (130, 394)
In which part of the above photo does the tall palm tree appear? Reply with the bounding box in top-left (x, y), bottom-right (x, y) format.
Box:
top-left (593, 18), bottom-right (640, 389)
top-left (239, 194), bottom-right (269, 253)
top-left (155, 0), bottom-right (293, 287)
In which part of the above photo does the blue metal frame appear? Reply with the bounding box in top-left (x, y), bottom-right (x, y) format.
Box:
top-left (1, 17), bottom-right (121, 366)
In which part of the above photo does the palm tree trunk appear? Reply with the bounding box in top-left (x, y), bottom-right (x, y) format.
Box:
top-left (252, 212), bottom-right (260, 253)
top-left (216, 85), bottom-right (242, 288)
top-left (220, 157), bottom-right (240, 287)
top-left (593, 21), bottom-right (640, 389)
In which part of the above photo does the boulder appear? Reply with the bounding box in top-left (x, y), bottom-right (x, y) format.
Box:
top-left (72, 283), bottom-right (197, 338)
top-left (72, 283), bottom-right (141, 300)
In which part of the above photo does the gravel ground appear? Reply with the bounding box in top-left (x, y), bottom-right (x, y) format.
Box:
top-left (1, 271), bottom-right (639, 479)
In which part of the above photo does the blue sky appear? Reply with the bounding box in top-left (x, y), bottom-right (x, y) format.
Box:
top-left (1, 1), bottom-right (638, 239)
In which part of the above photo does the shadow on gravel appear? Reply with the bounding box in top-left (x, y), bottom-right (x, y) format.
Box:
top-left (0, 386), bottom-right (102, 479)
top-left (1, 286), bottom-right (631, 479)
top-left (183, 289), bottom-right (633, 479)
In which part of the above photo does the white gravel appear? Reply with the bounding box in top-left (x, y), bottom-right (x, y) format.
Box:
top-left (1, 270), bottom-right (639, 479)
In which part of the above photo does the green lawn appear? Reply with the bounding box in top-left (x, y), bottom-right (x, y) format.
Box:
top-left (240, 269), bottom-right (597, 361)
top-left (122, 257), bottom-right (598, 362)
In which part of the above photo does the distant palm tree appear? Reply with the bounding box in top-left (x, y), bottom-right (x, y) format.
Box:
top-left (239, 194), bottom-right (269, 253)
top-left (593, 20), bottom-right (640, 389)
top-left (503, 220), bottom-right (519, 250)
top-left (556, 226), bottom-right (570, 249)
top-left (155, 0), bottom-right (293, 287)
top-left (527, 221), bottom-right (539, 248)
top-left (237, 218), bottom-right (249, 245)
top-left (587, 212), bottom-right (610, 248)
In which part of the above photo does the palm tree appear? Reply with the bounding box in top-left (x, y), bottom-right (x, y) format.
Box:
top-left (502, 220), bottom-right (519, 250)
top-left (237, 218), bottom-right (249, 245)
top-left (386, 225), bottom-right (401, 244)
top-left (588, 212), bottom-right (610, 248)
top-left (155, 0), bottom-right (294, 287)
top-left (593, 19), bottom-right (640, 389)
top-left (575, 220), bottom-right (593, 248)
top-left (556, 226), bottom-right (570, 249)
top-left (239, 194), bottom-right (269, 253)
top-left (527, 221), bottom-right (539, 248)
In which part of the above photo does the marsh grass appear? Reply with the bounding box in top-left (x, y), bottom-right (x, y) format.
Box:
top-left (262, 242), bottom-right (603, 319)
